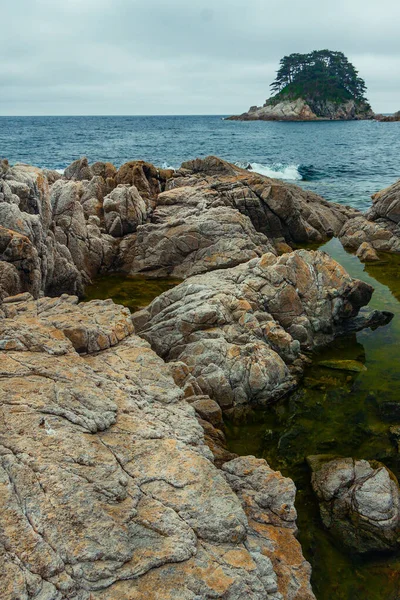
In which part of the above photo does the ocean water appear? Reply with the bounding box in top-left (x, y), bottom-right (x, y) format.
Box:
top-left (1, 115), bottom-right (399, 211)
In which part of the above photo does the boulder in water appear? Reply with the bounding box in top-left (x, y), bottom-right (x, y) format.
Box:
top-left (308, 455), bottom-right (400, 553)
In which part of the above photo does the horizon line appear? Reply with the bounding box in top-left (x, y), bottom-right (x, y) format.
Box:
top-left (0, 114), bottom-right (230, 118)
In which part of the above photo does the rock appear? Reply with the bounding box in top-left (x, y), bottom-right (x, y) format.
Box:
top-left (189, 396), bottom-right (223, 427)
top-left (308, 455), bottom-right (400, 553)
top-left (223, 456), bottom-right (315, 599)
top-left (228, 98), bottom-right (374, 122)
top-left (0, 294), bottom-right (313, 598)
top-left (115, 160), bottom-right (172, 205)
top-left (135, 249), bottom-right (385, 410)
top-left (228, 98), bottom-right (319, 121)
top-left (120, 189), bottom-right (275, 277)
top-left (369, 179), bottom-right (400, 225)
top-left (64, 156), bottom-right (94, 181)
top-left (317, 359), bottom-right (367, 372)
top-left (103, 185), bottom-right (147, 237)
top-left (1, 156), bottom-right (363, 297)
top-left (356, 241), bottom-right (380, 261)
top-left (119, 156), bottom-right (360, 278)
top-left (375, 111), bottom-right (400, 122)
top-left (339, 179), bottom-right (400, 255)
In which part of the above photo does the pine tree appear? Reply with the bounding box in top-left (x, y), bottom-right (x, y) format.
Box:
top-left (269, 50), bottom-right (368, 105)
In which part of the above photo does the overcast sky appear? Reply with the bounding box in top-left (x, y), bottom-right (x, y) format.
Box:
top-left (1, 0), bottom-right (399, 115)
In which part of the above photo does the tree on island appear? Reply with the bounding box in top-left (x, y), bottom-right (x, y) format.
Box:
top-left (269, 50), bottom-right (369, 106)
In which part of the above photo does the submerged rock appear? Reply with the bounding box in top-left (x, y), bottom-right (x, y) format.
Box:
top-left (0, 293), bottom-right (314, 599)
top-left (308, 455), bottom-right (400, 553)
top-left (317, 359), bottom-right (367, 372)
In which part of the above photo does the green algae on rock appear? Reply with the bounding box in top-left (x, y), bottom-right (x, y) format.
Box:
top-left (317, 359), bottom-right (367, 372)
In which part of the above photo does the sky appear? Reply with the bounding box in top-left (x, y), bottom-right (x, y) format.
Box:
top-left (1, 0), bottom-right (399, 115)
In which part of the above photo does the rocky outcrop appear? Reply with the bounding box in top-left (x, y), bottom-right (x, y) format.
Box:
top-left (134, 249), bottom-right (387, 413)
top-left (227, 98), bottom-right (374, 121)
top-left (375, 111), bottom-right (400, 122)
top-left (0, 292), bottom-right (315, 599)
top-left (0, 157), bottom-right (176, 300)
top-left (308, 456), bottom-right (400, 553)
top-left (1, 155), bottom-right (360, 297)
top-left (368, 179), bottom-right (400, 224)
top-left (119, 157), bottom-right (359, 278)
top-left (339, 178), bottom-right (400, 255)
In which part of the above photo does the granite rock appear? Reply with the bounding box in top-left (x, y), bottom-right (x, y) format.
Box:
top-left (309, 455), bottom-right (400, 553)
top-left (119, 157), bottom-right (359, 278)
top-left (339, 179), bottom-right (400, 255)
top-left (134, 249), bottom-right (381, 410)
top-left (0, 293), bottom-right (314, 599)
top-left (227, 99), bottom-right (374, 122)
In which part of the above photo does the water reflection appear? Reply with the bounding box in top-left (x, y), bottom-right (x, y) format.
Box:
top-left (83, 273), bottom-right (182, 313)
top-left (226, 238), bottom-right (400, 600)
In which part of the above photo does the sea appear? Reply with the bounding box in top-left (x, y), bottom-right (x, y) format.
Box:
top-left (1, 115), bottom-right (399, 211)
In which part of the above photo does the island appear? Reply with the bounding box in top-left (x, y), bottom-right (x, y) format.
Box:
top-left (227, 49), bottom-right (375, 121)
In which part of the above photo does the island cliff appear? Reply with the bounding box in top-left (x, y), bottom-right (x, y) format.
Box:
top-left (228, 50), bottom-right (374, 121)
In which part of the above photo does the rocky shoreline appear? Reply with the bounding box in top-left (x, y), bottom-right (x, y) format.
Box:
top-left (226, 98), bottom-right (375, 122)
top-left (227, 99), bottom-right (399, 122)
top-left (1, 154), bottom-right (399, 598)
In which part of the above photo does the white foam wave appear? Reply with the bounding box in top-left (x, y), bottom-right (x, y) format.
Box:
top-left (55, 169), bottom-right (65, 174)
top-left (161, 162), bottom-right (176, 171)
top-left (248, 162), bottom-right (302, 181)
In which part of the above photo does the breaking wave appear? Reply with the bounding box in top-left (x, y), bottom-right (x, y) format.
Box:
top-left (236, 162), bottom-right (302, 181)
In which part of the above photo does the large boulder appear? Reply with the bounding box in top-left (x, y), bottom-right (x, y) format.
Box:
top-left (120, 185), bottom-right (275, 277)
top-left (64, 156), bottom-right (94, 181)
top-left (115, 159), bottom-right (173, 204)
top-left (308, 455), bottom-right (400, 553)
top-left (339, 178), bottom-right (400, 255)
top-left (103, 184), bottom-right (147, 237)
top-left (368, 179), bottom-right (400, 224)
top-left (0, 292), bottom-right (314, 599)
top-left (118, 156), bottom-right (359, 278)
top-left (134, 249), bottom-right (386, 411)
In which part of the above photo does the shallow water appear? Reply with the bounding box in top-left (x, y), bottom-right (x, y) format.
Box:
top-left (83, 273), bottom-right (181, 313)
top-left (81, 241), bottom-right (400, 599)
top-left (226, 238), bottom-right (400, 600)
top-left (1, 115), bottom-right (400, 210)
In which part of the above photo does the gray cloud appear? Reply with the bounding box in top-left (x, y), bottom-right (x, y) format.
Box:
top-left (1, 0), bottom-right (399, 115)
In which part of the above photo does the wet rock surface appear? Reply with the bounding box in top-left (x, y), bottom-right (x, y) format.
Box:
top-left (0, 293), bottom-right (315, 599)
top-left (308, 456), bottom-right (400, 553)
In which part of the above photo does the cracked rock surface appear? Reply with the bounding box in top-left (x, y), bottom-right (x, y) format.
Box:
top-left (0, 155), bottom-right (359, 299)
top-left (308, 456), bottom-right (400, 553)
top-left (134, 249), bottom-right (378, 410)
top-left (0, 293), bottom-right (315, 599)
top-left (339, 178), bottom-right (400, 255)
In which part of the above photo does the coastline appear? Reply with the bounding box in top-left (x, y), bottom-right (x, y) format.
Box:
top-left (1, 153), bottom-right (400, 598)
